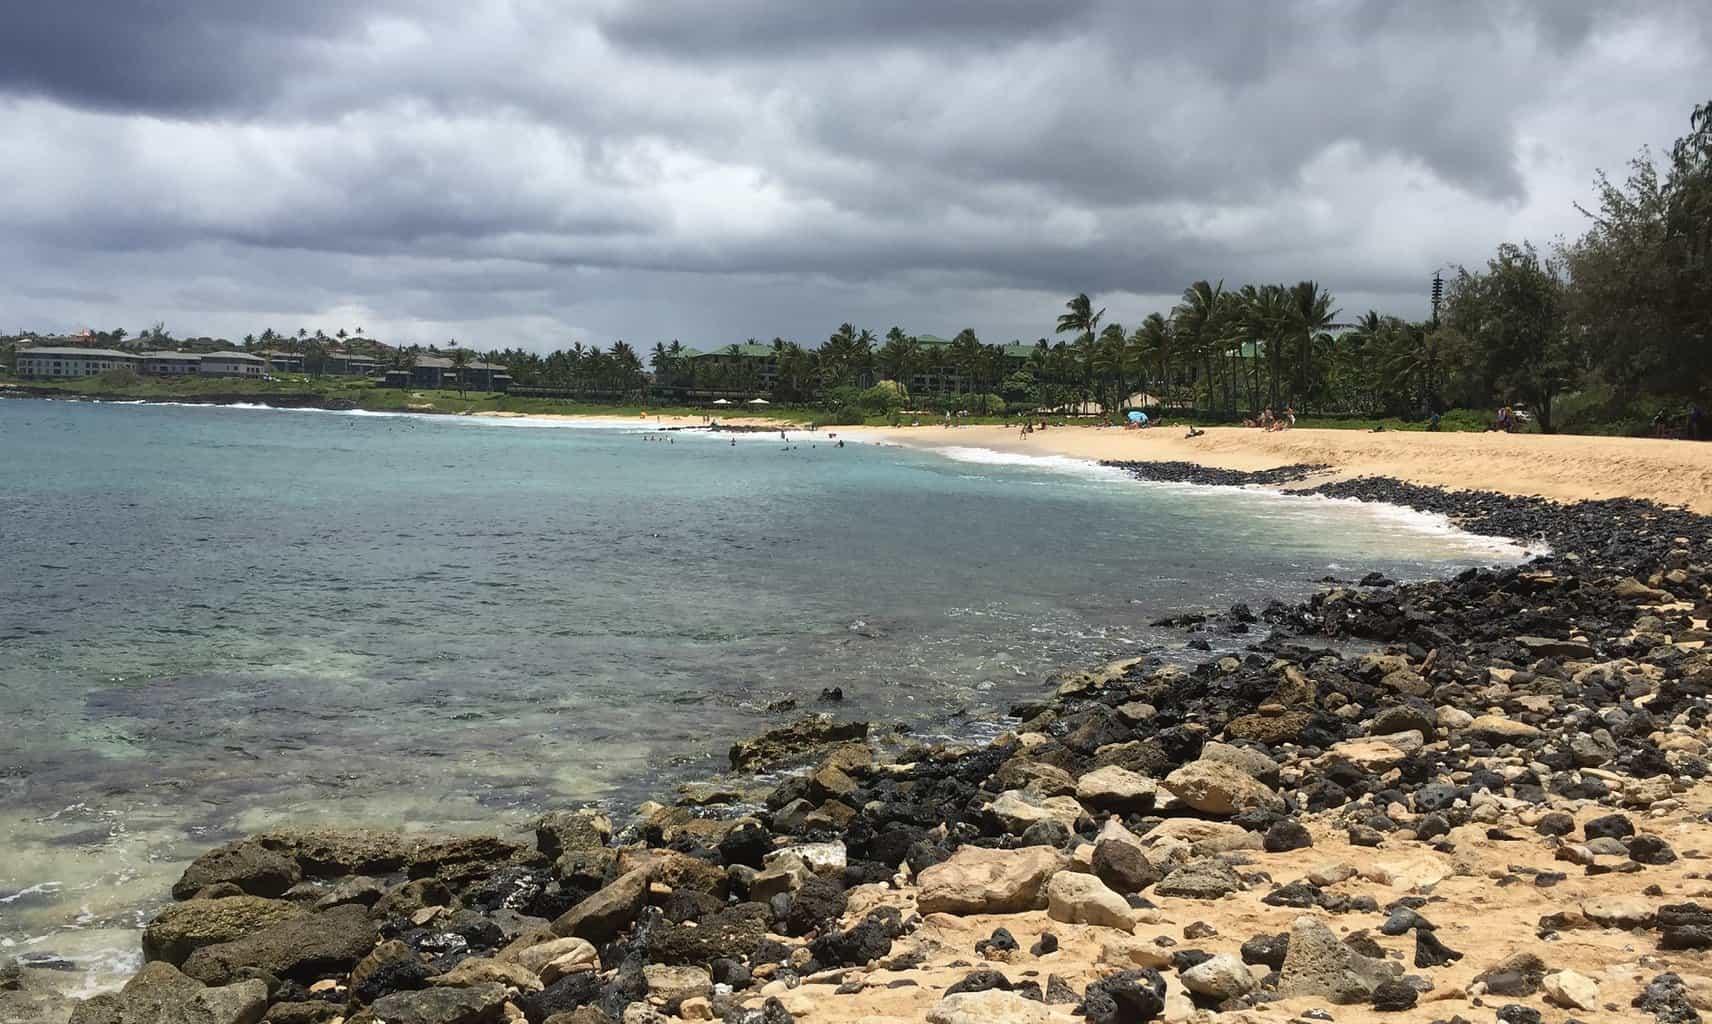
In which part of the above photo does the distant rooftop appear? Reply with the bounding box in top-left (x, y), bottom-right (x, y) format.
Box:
top-left (415, 355), bottom-right (504, 370)
top-left (17, 347), bottom-right (137, 359)
top-left (693, 343), bottom-right (774, 358)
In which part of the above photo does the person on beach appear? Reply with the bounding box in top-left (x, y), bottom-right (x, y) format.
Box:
top-left (1686, 402), bottom-right (1705, 441)
top-left (1260, 407), bottom-right (1274, 430)
top-left (1283, 406), bottom-right (1296, 429)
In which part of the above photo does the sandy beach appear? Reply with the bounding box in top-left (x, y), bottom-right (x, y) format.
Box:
top-left (480, 408), bottom-right (1712, 512)
top-left (860, 424), bottom-right (1712, 513)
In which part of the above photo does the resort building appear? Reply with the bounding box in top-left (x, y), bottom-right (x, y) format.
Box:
top-left (262, 351), bottom-right (305, 373)
top-left (140, 352), bottom-right (204, 376)
top-left (688, 343), bottom-right (780, 391)
top-left (199, 352), bottom-right (267, 377)
top-left (394, 355), bottom-right (512, 391)
top-left (906, 336), bottom-right (1033, 396)
top-left (323, 351), bottom-right (379, 376)
top-left (14, 349), bottom-right (273, 379)
top-left (14, 347), bottom-right (141, 378)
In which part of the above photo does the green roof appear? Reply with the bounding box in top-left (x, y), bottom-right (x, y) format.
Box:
top-left (690, 342), bottom-right (774, 359)
top-left (914, 334), bottom-right (953, 346)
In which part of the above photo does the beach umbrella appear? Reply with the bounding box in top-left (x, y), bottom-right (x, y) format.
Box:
top-left (1127, 410), bottom-right (1145, 423)
top-left (712, 398), bottom-right (732, 405)
top-left (747, 398), bottom-right (770, 405)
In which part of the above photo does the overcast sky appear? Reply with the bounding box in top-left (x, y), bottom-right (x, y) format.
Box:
top-left (3, 1), bottom-right (1708, 352)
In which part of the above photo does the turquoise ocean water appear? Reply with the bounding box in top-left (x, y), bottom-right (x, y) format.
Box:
top-left (0, 398), bottom-right (1522, 990)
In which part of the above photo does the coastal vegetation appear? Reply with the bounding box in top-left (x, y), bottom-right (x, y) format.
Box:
top-left (4, 99), bottom-right (1707, 436)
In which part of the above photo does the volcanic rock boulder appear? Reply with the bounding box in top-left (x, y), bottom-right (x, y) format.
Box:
top-left (1277, 915), bottom-right (1401, 1004)
top-left (1074, 767), bottom-right (1158, 813)
top-left (1162, 760), bottom-right (1285, 815)
top-left (67, 960), bottom-right (267, 1024)
top-left (171, 840), bottom-right (302, 900)
top-left (366, 982), bottom-right (509, 1024)
top-left (1045, 873), bottom-right (1137, 930)
top-left (550, 868), bottom-right (650, 944)
top-left (916, 846), bottom-right (1067, 916)
top-left (142, 896), bottom-right (308, 967)
top-left (729, 716), bottom-right (868, 771)
top-left (180, 904), bottom-right (378, 986)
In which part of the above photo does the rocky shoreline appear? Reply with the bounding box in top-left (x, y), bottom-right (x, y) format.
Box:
top-left (9, 476), bottom-right (1712, 1024)
top-left (1102, 460), bottom-right (1332, 488)
top-left (0, 387), bottom-right (360, 410)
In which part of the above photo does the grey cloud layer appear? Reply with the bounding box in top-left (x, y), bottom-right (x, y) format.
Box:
top-left (1, 1), bottom-right (1707, 348)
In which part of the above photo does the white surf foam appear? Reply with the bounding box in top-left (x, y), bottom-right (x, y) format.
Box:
top-left (903, 442), bottom-right (1538, 563)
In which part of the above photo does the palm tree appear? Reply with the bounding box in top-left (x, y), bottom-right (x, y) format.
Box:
top-left (877, 328), bottom-right (920, 389)
top-left (1056, 293), bottom-right (1104, 408)
top-left (1286, 281), bottom-right (1344, 410)
top-left (609, 341), bottom-right (644, 398)
top-left (448, 346), bottom-right (471, 396)
top-left (949, 329), bottom-right (982, 397)
top-left (1092, 322), bottom-right (1128, 416)
top-left (853, 329), bottom-right (877, 387)
top-left (1129, 313), bottom-right (1173, 409)
top-left (1056, 293), bottom-right (1104, 347)
top-left (1171, 281), bottom-right (1224, 414)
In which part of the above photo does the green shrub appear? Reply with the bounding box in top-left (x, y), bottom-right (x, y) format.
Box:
top-left (858, 382), bottom-right (906, 413)
top-left (96, 368), bottom-right (140, 388)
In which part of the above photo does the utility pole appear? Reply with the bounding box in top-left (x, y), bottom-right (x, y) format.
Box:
top-left (1430, 271), bottom-right (1445, 328)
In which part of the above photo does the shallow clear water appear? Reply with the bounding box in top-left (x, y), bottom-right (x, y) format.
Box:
top-left (0, 398), bottom-right (1521, 989)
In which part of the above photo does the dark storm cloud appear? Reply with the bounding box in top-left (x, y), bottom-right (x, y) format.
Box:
top-left (0, 1), bottom-right (395, 115)
top-left (596, 0), bottom-right (1096, 56)
top-left (0, 0), bottom-right (1707, 349)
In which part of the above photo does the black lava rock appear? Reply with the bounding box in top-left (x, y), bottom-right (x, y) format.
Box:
top-left (1632, 972), bottom-right (1701, 1024)
top-left (520, 970), bottom-right (603, 1022)
top-left (1263, 818), bottom-right (1313, 853)
top-left (1371, 979), bottom-right (1418, 1011)
top-left (1080, 969), bottom-right (1166, 1024)
top-left (974, 927), bottom-right (1019, 959)
top-left (945, 969), bottom-right (1013, 996)
top-left (719, 821), bottom-right (773, 869)
top-left (1584, 813), bottom-right (1635, 841)
top-left (810, 907), bottom-right (903, 967)
top-left (1628, 834), bottom-right (1678, 865)
top-left (1092, 839), bottom-right (1159, 894)
top-left (1414, 929), bottom-right (1463, 968)
top-left (1240, 932), bottom-right (1289, 970)
top-left (781, 876), bottom-right (846, 937)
